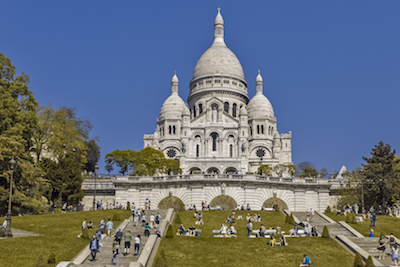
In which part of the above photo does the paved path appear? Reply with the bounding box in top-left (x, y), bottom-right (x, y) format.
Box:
top-left (0, 227), bottom-right (41, 239)
top-left (348, 236), bottom-right (395, 266)
top-left (78, 210), bottom-right (168, 267)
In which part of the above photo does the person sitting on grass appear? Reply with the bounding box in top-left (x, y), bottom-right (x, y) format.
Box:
top-left (276, 225), bottom-right (281, 235)
top-left (289, 228), bottom-right (296, 237)
top-left (280, 235), bottom-right (287, 246)
top-left (189, 225), bottom-right (197, 237)
top-left (220, 223), bottom-right (228, 237)
top-left (299, 254), bottom-right (311, 266)
top-left (269, 236), bottom-right (276, 247)
top-left (257, 224), bottom-right (266, 237)
top-left (178, 224), bottom-right (188, 236)
top-left (87, 221), bottom-right (93, 229)
top-left (195, 218), bottom-right (204, 225)
top-left (229, 224), bottom-right (236, 236)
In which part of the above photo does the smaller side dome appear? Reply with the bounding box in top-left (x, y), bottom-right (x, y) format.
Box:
top-left (159, 72), bottom-right (188, 120)
top-left (240, 105), bottom-right (247, 115)
top-left (247, 71), bottom-right (274, 119)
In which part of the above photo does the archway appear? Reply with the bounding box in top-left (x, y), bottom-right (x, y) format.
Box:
top-left (262, 197), bottom-right (288, 212)
top-left (210, 195), bottom-right (237, 210)
top-left (224, 167), bottom-right (238, 174)
top-left (189, 167), bottom-right (202, 174)
top-left (207, 167), bottom-right (220, 174)
top-left (158, 196), bottom-right (185, 211)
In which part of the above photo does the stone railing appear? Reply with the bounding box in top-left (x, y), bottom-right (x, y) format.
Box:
top-left (82, 174), bottom-right (331, 190)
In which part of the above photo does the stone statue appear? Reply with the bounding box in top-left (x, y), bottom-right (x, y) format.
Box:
top-left (181, 141), bottom-right (186, 154)
top-left (221, 183), bottom-right (226, 195)
top-left (241, 140), bottom-right (246, 152)
top-left (212, 106), bottom-right (217, 122)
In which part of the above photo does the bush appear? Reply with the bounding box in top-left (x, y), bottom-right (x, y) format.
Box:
top-left (346, 214), bottom-right (351, 223)
top-left (322, 226), bottom-right (330, 238)
top-left (36, 255), bottom-right (46, 267)
top-left (127, 202), bottom-right (131, 211)
top-left (112, 212), bottom-right (121, 221)
top-left (166, 225), bottom-right (174, 238)
top-left (353, 252), bottom-right (364, 267)
top-left (350, 215), bottom-right (357, 224)
top-left (365, 256), bottom-right (374, 267)
top-left (47, 253), bottom-right (56, 264)
top-left (81, 228), bottom-right (89, 240)
top-left (289, 214), bottom-right (296, 225)
top-left (154, 249), bottom-right (167, 267)
top-left (325, 206), bottom-right (331, 213)
top-left (175, 214), bottom-right (182, 224)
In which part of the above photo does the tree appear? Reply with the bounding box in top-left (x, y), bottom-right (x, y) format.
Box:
top-left (296, 161), bottom-right (327, 178)
top-left (105, 149), bottom-right (135, 176)
top-left (353, 252), bottom-right (364, 267)
top-left (362, 141), bottom-right (400, 208)
top-left (84, 138), bottom-right (101, 173)
top-left (105, 164), bottom-right (114, 176)
top-left (336, 168), bottom-right (363, 210)
top-left (322, 225), bottom-right (330, 238)
top-left (0, 53), bottom-right (48, 215)
top-left (258, 165), bottom-right (272, 175)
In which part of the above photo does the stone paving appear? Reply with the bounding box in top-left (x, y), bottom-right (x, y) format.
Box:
top-left (0, 227), bottom-right (41, 239)
top-left (78, 209), bottom-right (168, 267)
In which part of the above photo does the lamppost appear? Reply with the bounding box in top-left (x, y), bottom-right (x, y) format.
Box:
top-left (92, 164), bottom-right (98, 211)
top-left (4, 156), bottom-right (17, 237)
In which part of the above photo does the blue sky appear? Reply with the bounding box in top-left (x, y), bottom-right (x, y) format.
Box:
top-left (2, 1), bottom-right (400, 175)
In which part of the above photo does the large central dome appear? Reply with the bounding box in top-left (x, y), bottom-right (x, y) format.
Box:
top-left (191, 9), bottom-right (245, 83)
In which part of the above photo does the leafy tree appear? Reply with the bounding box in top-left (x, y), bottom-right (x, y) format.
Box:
top-left (84, 138), bottom-right (100, 173)
top-left (287, 164), bottom-right (296, 176)
top-left (105, 149), bottom-right (135, 176)
top-left (337, 168), bottom-right (363, 210)
top-left (296, 161), bottom-right (327, 178)
top-left (362, 141), bottom-right (400, 208)
top-left (258, 165), bottom-right (272, 175)
top-left (105, 164), bottom-right (114, 176)
top-left (0, 53), bottom-right (48, 215)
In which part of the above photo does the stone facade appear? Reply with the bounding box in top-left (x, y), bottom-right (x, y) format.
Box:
top-left (143, 10), bottom-right (292, 175)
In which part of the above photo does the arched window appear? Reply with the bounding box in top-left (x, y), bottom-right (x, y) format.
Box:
top-left (224, 102), bottom-right (229, 113)
top-left (199, 103), bottom-right (203, 114)
top-left (261, 125), bottom-right (264, 134)
top-left (211, 132), bottom-right (219, 151)
top-left (196, 144), bottom-right (199, 157)
top-left (173, 125), bottom-right (176, 134)
top-left (229, 144), bottom-right (233, 157)
top-left (169, 126), bottom-right (172, 134)
top-left (232, 103), bottom-right (237, 117)
top-left (193, 106), bottom-right (197, 117)
top-left (257, 125), bottom-right (260, 134)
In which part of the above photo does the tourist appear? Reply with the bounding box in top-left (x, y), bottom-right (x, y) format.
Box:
top-left (149, 200), bottom-right (151, 210)
top-left (269, 236), bottom-right (276, 247)
top-left (299, 254), bottom-right (311, 266)
top-left (306, 209), bottom-right (310, 222)
top-left (220, 223), bottom-right (227, 237)
top-left (106, 219), bottom-right (114, 236)
top-left (276, 225), bottom-right (281, 235)
top-left (156, 230), bottom-right (161, 238)
top-left (311, 226), bottom-right (317, 237)
top-left (82, 219), bottom-right (87, 230)
top-left (99, 219), bottom-right (105, 234)
top-left (247, 203), bottom-right (250, 210)
top-left (145, 198), bottom-right (149, 210)
top-left (280, 235), bottom-right (287, 246)
top-left (378, 234), bottom-right (387, 259)
top-left (390, 233), bottom-right (396, 250)
top-left (369, 227), bottom-right (375, 237)
top-left (392, 244), bottom-right (399, 266)
top-left (150, 214), bottom-right (155, 228)
top-left (111, 242), bottom-right (120, 265)
top-left (371, 213), bottom-right (377, 227)
top-left (144, 223), bottom-right (151, 237)
top-left (230, 224), bottom-right (236, 235)
top-left (231, 210), bottom-right (236, 223)
top-left (89, 235), bottom-right (97, 261)
top-left (134, 213), bottom-right (139, 227)
top-left (246, 220), bottom-right (253, 237)
top-left (115, 229), bottom-right (123, 244)
top-left (95, 229), bottom-right (102, 252)
top-left (189, 224), bottom-right (197, 237)
top-left (178, 224), bottom-right (187, 236)
top-left (2, 220), bottom-right (7, 229)
top-left (87, 221), bottom-right (93, 229)
top-left (123, 230), bottom-right (132, 256)
top-left (258, 224), bottom-right (266, 237)
top-left (134, 235), bottom-right (141, 256)
top-left (155, 213), bottom-right (161, 227)
top-left (141, 212), bottom-right (147, 227)
top-left (310, 208), bottom-right (314, 222)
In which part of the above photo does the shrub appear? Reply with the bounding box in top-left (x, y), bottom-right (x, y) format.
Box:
top-left (351, 215), bottom-right (357, 224)
top-left (81, 228), bottom-right (89, 240)
top-left (126, 202), bottom-right (131, 211)
top-left (353, 252), bottom-right (364, 267)
top-left (322, 226), bottom-right (330, 238)
top-left (175, 214), bottom-right (182, 224)
top-left (112, 212), bottom-right (121, 221)
top-left (166, 225), bottom-right (174, 238)
top-left (154, 249), bottom-right (167, 267)
top-left (47, 253), bottom-right (56, 264)
top-left (365, 256), bottom-right (373, 267)
top-left (36, 255), bottom-right (46, 267)
top-left (345, 214), bottom-right (351, 223)
top-left (325, 206), bottom-right (331, 213)
top-left (289, 214), bottom-right (296, 225)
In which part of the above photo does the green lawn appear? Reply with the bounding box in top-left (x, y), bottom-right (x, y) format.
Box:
top-left (325, 212), bottom-right (400, 237)
top-left (0, 210), bottom-right (131, 266)
top-left (154, 210), bottom-right (355, 267)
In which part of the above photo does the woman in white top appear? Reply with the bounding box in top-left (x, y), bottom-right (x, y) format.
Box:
top-left (134, 235), bottom-right (141, 256)
top-left (392, 245), bottom-right (399, 266)
top-left (220, 224), bottom-right (227, 237)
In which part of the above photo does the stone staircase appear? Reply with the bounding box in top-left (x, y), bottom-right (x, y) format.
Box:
top-left (78, 209), bottom-right (169, 267)
top-left (348, 237), bottom-right (396, 266)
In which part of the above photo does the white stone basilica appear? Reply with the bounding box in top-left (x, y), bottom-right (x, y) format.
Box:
top-left (144, 9), bottom-right (292, 175)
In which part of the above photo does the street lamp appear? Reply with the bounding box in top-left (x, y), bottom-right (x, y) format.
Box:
top-left (4, 156), bottom-right (17, 237)
top-left (92, 164), bottom-right (98, 211)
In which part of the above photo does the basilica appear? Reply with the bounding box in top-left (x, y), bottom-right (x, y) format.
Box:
top-left (143, 9), bottom-right (293, 175)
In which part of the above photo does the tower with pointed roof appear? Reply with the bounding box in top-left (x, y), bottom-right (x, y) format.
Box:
top-left (143, 9), bottom-right (292, 174)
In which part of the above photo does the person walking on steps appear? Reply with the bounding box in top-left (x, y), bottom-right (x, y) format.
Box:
top-left (134, 235), bottom-right (141, 256)
top-left (123, 230), bottom-right (132, 256)
top-left (111, 242), bottom-right (120, 265)
top-left (89, 235), bottom-right (97, 261)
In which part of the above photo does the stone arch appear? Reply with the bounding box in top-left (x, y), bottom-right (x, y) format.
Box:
top-left (223, 131), bottom-right (237, 139)
top-left (206, 167), bottom-right (220, 174)
top-left (158, 196), bottom-right (185, 211)
top-left (262, 197), bottom-right (288, 212)
top-left (224, 167), bottom-right (238, 174)
top-left (190, 131), bottom-right (205, 140)
top-left (210, 195), bottom-right (237, 210)
top-left (189, 167), bottom-right (202, 174)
